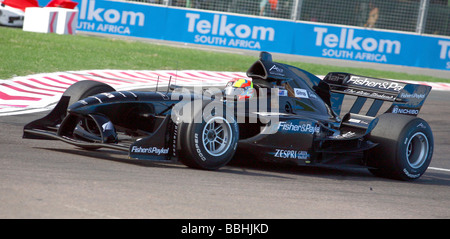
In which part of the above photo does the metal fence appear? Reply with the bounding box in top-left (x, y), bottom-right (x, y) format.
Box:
top-left (128, 0), bottom-right (450, 36)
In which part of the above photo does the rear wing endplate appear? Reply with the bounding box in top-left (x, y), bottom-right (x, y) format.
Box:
top-left (322, 72), bottom-right (432, 117)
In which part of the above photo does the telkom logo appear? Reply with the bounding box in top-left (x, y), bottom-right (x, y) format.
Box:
top-left (79, 0), bottom-right (145, 26)
top-left (438, 40), bottom-right (450, 60)
top-left (186, 13), bottom-right (275, 41)
top-left (314, 27), bottom-right (401, 54)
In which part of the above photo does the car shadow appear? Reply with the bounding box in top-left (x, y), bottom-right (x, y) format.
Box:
top-left (36, 146), bottom-right (376, 181)
top-left (36, 146), bottom-right (450, 185)
top-left (226, 155), bottom-right (376, 180)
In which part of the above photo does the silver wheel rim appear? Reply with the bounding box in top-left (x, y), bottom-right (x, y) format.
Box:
top-left (202, 116), bottom-right (232, 157)
top-left (406, 132), bottom-right (429, 169)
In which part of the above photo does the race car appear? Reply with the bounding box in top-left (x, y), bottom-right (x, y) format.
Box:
top-left (23, 52), bottom-right (434, 181)
top-left (0, 3), bottom-right (25, 27)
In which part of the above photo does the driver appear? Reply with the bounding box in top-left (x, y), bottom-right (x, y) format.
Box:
top-left (224, 78), bottom-right (255, 100)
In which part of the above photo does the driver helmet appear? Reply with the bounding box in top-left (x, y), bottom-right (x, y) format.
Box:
top-left (224, 78), bottom-right (255, 100)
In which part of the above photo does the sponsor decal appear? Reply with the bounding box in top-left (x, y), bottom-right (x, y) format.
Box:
top-left (417, 123), bottom-right (427, 129)
top-left (186, 12), bottom-right (275, 50)
top-left (278, 121), bottom-right (320, 134)
top-left (347, 76), bottom-right (404, 92)
top-left (438, 40), bottom-right (450, 69)
top-left (131, 146), bottom-right (169, 155)
top-left (400, 93), bottom-right (426, 99)
top-left (348, 118), bottom-right (369, 125)
top-left (194, 133), bottom-right (207, 161)
top-left (278, 89), bottom-right (288, 96)
top-left (172, 123), bottom-right (178, 157)
top-left (274, 149), bottom-right (310, 160)
top-left (269, 65), bottom-right (284, 76)
top-left (294, 88), bottom-right (308, 98)
top-left (344, 88), bottom-right (396, 100)
top-left (392, 106), bottom-right (419, 115)
top-left (308, 91), bottom-right (318, 100)
top-left (326, 73), bottom-right (347, 83)
top-left (77, 0), bottom-right (146, 35)
top-left (403, 168), bottom-right (421, 178)
top-left (314, 27), bottom-right (401, 63)
top-left (438, 40), bottom-right (450, 60)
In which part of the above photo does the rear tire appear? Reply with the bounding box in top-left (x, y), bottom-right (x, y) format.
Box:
top-left (367, 113), bottom-right (433, 181)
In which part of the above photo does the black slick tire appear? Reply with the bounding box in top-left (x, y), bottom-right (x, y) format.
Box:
top-left (178, 101), bottom-right (239, 170)
top-left (63, 80), bottom-right (116, 106)
top-left (367, 113), bottom-right (434, 181)
top-left (62, 80), bottom-right (116, 150)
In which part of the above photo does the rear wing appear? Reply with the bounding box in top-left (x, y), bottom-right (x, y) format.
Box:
top-left (321, 72), bottom-right (432, 117)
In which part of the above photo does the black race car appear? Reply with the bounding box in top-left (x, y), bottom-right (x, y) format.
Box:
top-left (23, 52), bottom-right (434, 180)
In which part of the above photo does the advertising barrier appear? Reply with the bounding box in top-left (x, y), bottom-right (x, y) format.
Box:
top-left (59, 0), bottom-right (450, 71)
top-left (294, 23), bottom-right (450, 71)
top-left (163, 8), bottom-right (295, 54)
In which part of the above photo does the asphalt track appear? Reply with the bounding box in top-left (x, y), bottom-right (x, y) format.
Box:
top-left (1, 35), bottom-right (449, 219)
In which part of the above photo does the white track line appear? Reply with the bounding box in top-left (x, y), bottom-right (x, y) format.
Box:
top-left (428, 167), bottom-right (450, 173)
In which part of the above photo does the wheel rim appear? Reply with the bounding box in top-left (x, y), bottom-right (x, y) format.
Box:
top-left (202, 116), bottom-right (232, 157)
top-left (406, 132), bottom-right (429, 169)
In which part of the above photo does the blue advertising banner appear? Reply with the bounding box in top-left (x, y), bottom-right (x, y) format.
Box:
top-left (293, 23), bottom-right (417, 66)
top-left (425, 37), bottom-right (450, 70)
top-left (293, 22), bottom-right (450, 71)
top-left (52, 0), bottom-right (450, 71)
top-left (162, 7), bottom-right (295, 53)
top-left (74, 0), bottom-right (164, 39)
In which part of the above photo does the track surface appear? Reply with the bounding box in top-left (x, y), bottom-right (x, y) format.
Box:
top-left (1, 89), bottom-right (449, 218)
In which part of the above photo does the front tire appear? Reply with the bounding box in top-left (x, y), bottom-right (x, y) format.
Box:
top-left (367, 113), bottom-right (434, 181)
top-left (63, 80), bottom-right (116, 107)
top-left (62, 80), bottom-right (116, 150)
top-left (178, 102), bottom-right (239, 170)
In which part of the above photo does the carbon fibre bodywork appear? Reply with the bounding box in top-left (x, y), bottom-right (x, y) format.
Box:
top-left (23, 52), bottom-right (432, 170)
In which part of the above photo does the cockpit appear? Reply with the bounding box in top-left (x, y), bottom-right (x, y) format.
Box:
top-left (230, 51), bottom-right (336, 119)
top-left (224, 52), bottom-right (322, 100)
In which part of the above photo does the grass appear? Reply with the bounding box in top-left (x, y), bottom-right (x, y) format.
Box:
top-left (1, 26), bottom-right (449, 83)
